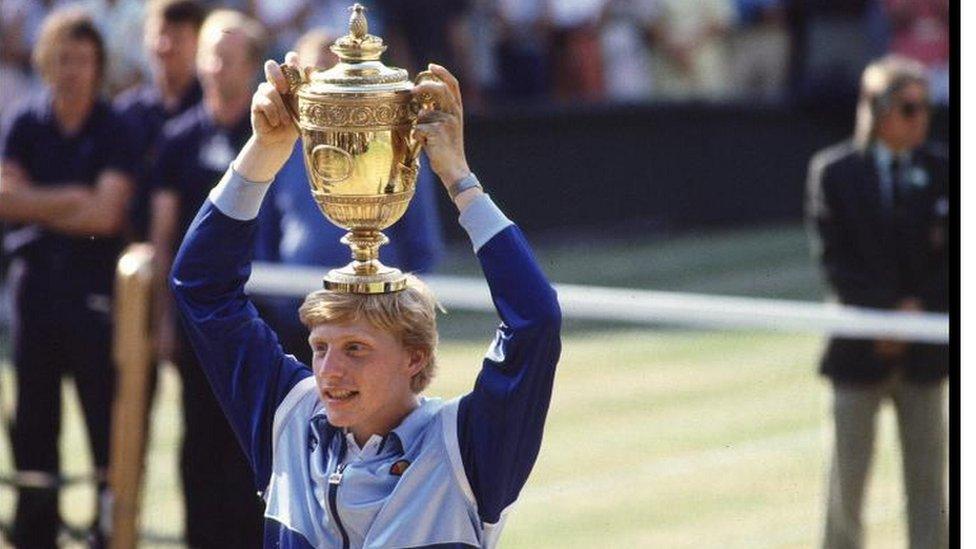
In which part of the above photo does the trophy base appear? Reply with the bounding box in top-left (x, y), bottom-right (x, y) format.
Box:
top-left (324, 263), bottom-right (408, 294)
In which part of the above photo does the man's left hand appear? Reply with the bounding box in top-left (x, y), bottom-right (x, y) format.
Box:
top-left (412, 64), bottom-right (472, 189)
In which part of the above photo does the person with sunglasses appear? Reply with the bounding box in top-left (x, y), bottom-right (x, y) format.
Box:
top-left (805, 55), bottom-right (948, 548)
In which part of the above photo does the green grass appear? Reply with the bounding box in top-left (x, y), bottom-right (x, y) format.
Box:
top-left (441, 223), bottom-right (827, 301)
top-left (0, 224), bottom-right (933, 547)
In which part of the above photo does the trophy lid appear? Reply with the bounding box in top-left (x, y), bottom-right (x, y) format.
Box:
top-left (304, 4), bottom-right (411, 94)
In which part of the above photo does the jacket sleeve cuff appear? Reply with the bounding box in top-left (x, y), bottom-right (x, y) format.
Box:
top-left (208, 167), bottom-right (273, 221)
top-left (458, 193), bottom-right (513, 253)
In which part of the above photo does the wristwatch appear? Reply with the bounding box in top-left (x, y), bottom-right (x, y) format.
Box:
top-left (447, 173), bottom-right (482, 200)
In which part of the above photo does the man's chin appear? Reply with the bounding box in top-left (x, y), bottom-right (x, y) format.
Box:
top-left (321, 401), bottom-right (358, 426)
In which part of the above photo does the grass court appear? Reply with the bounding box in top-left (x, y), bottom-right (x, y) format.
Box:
top-left (1, 224), bottom-right (930, 547)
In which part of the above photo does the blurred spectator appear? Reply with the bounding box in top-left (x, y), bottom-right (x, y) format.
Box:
top-left (883, 0), bottom-right (949, 104)
top-left (0, 4), bottom-right (34, 120)
top-left (0, 8), bottom-right (136, 547)
top-left (806, 55), bottom-right (947, 549)
top-left (791, 0), bottom-right (876, 105)
top-left (253, 29), bottom-right (445, 367)
top-left (599, 0), bottom-right (658, 102)
top-left (249, 0), bottom-right (310, 57)
top-left (647, 0), bottom-right (735, 101)
top-left (494, 0), bottom-right (551, 101)
top-left (729, 0), bottom-right (789, 102)
top-left (115, 0), bottom-right (206, 242)
top-left (549, 0), bottom-right (607, 102)
top-left (0, 0), bottom-right (66, 119)
top-left (378, 0), bottom-right (479, 105)
top-left (465, 0), bottom-right (501, 107)
top-left (293, 27), bottom-right (341, 66)
top-left (78, 0), bottom-right (150, 96)
top-left (149, 9), bottom-right (267, 547)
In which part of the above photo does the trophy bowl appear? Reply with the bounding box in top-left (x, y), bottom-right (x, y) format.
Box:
top-left (277, 3), bottom-right (438, 294)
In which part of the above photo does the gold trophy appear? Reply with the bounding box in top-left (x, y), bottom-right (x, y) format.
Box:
top-left (275, 3), bottom-right (439, 294)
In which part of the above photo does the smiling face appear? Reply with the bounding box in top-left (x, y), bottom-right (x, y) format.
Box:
top-left (309, 318), bottom-right (426, 445)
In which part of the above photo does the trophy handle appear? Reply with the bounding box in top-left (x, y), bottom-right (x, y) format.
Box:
top-left (406, 69), bottom-right (444, 166)
top-left (271, 63), bottom-right (306, 131)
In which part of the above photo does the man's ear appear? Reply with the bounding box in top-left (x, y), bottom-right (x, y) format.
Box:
top-left (404, 347), bottom-right (427, 377)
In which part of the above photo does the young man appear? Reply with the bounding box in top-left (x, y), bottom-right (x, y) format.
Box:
top-left (170, 57), bottom-right (562, 547)
top-left (806, 55), bottom-right (948, 548)
top-left (149, 9), bottom-right (268, 546)
top-left (0, 8), bottom-right (136, 547)
top-left (115, 0), bottom-right (206, 243)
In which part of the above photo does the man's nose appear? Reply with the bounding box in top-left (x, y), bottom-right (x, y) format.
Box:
top-left (316, 350), bottom-right (346, 381)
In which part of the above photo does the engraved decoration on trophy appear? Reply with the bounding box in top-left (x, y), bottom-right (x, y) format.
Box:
top-left (274, 3), bottom-right (441, 294)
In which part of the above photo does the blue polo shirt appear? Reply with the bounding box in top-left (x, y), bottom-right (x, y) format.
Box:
top-left (115, 80), bottom-right (203, 240)
top-left (0, 94), bottom-right (137, 304)
top-left (152, 102), bottom-right (251, 251)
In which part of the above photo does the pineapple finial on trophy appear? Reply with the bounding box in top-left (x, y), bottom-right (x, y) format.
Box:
top-left (330, 2), bottom-right (385, 62)
top-left (349, 3), bottom-right (368, 39)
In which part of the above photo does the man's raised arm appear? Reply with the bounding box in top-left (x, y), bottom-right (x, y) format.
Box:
top-left (169, 55), bottom-right (309, 487)
top-left (411, 64), bottom-right (563, 526)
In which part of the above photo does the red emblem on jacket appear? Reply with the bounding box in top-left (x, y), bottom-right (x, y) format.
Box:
top-left (390, 459), bottom-right (411, 476)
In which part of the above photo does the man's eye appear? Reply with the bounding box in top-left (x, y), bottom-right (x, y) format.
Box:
top-left (312, 343), bottom-right (327, 355)
top-left (346, 342), bottom-right (366, 353)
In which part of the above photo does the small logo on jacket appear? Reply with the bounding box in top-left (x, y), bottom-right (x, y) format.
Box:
top-left (390, 459), bottom-right (411, 476)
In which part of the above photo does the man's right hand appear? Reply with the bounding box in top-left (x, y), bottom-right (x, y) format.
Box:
top-left (232, 53), bottom-right (303, 183)
top-left (253, 53), bottom-right (301, 149)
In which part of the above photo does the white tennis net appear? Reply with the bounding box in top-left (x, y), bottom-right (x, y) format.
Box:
top-left (247, 263), bottom-right (949, 344)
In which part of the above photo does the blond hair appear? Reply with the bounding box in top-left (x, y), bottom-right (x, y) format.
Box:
top-left (299, 275), bottom-right (439, 393)
top-left (32, 7), bottom-right (105, 86)
top-left (854, 55), bottom-right (929, 149)
top-left (198, 9), bottom-right (268, 64)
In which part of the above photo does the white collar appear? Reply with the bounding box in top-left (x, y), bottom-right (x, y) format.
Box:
top-left (343, 432), bottom-right (385, 462)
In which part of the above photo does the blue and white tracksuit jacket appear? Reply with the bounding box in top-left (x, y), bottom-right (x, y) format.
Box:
top-left (170, 168), bottom-right (562, 548)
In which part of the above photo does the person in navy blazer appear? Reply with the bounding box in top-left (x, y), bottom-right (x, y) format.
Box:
top-left (806, 55), bottom-right (948, 548)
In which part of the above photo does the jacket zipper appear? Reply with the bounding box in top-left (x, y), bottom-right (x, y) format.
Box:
top-left (328, 463), bottom-right (350, 549)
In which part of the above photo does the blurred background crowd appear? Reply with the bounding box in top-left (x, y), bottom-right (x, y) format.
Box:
top-left (0, 0), bottom-right (951, 117)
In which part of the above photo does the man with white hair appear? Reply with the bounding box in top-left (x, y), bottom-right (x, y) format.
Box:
top-left (806, 55), bottom-right (948, 549)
